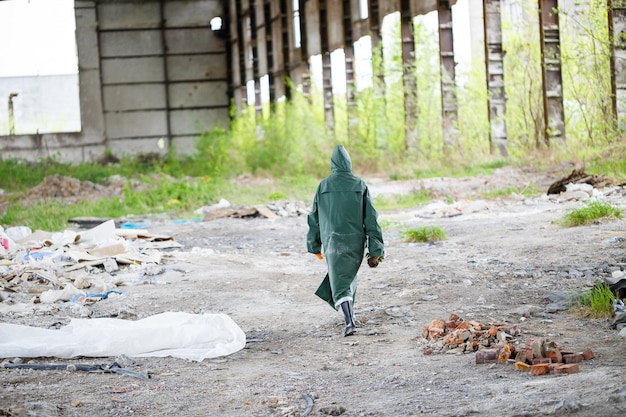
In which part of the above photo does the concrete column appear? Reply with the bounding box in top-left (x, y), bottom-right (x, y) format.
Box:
top-left (286, 0), bottom-right (303, 90)
top-left (609, 1), bottom-right (626, 131)
top-left (401, 0), bottom-right (418, 149)
top-left (320, 0), bottom-right (335, 129)
top-left (368, 0), bottom-right (385, 102)
top-left (438, 0), bottom-right (459, 153)
top-left (242, 0), bottom-right (255, 107)
top-left (269, 0), bottom-right (286, 101)
top-left (483, 0), bottom-right (508, 157)
top-left (75, 1), bottom-right (106, 145)
top-left (254, 0), bottom-right (267, 115)
top-left (230, 0), bottom-right (244, 109)
top-left (538, 0), bottom-right (565, 144)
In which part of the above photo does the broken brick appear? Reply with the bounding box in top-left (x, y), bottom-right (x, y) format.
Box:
top-left (456, 321), bottom-right (472, 331)
top-left (514, 361), bottom-right (531, 372)
top-left (515, 349), bottom-right (533, 365)
top-left (547, 349), bottom-right (563, 364)
top-left (563, 353), bottom-right (584, 364)
top-left (530, 363), bottom-right (550, 376)
top-left (476, 349), bottom-right (498, 364)
top-left (445, 321), bottom-right (458, 329)
top-left (581, 350), bottom-right (595, 360)
top-left (556, 363), bottom-right (580, 374)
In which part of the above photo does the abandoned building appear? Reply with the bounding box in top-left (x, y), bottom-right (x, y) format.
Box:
top-left (0, 0), bottom-right (624, 162)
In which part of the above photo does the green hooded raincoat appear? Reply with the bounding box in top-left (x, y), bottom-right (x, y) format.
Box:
top-left (307, 145), bottom-right (385, 310)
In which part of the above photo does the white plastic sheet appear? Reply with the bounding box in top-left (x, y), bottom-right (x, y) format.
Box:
top-left (0, 312), bottom-right (246, 362)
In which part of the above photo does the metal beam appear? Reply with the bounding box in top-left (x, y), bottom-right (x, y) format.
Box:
top-left (483, 0), bottom-right (508, 157)
top-left (538, 0), bottom-right (565, 145)
top-left (609, 0), bottom-right (626, 131)
top-left (438, 0), bottom-right (458, 153)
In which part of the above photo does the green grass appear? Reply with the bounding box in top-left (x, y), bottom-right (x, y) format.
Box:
top-left (560, 200), bottom-right (623, 227)
top-left (573, 282), bottom-right (617, 319)
top-left (0, 173), bottom-right (318, 231)
top-left (400, 226), bottom-right (446, 243)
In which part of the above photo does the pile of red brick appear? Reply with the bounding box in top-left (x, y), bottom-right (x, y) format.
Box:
top-left (421, 313), bottom-right (594, 376)
top-left (502, 337), bottom-right (594, 376)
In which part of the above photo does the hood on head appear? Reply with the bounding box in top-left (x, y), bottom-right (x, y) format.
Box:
top-left (331, 145), bottom-right (352, 173)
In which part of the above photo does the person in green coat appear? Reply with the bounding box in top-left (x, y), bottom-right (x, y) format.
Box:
top-left (307, 145), bottom-right (385, 336)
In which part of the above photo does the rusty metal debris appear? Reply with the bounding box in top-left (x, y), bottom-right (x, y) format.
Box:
top-left (3, 361), bottom-right (149, 380)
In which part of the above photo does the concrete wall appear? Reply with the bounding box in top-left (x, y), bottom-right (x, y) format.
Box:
top-left (0, 74), bottom-right (81, 135)
top-left (0, 0), bottom-right (228, 162)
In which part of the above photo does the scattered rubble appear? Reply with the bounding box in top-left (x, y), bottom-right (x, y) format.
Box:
top-left (196, 198), bottom-right (310, 220)
top-left (547, 168), bottom-right (615, 195)
top-left (421, 313), bottom-right (521, 355)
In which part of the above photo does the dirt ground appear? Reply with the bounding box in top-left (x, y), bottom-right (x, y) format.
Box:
top-left (1, 166), bottom-right (626, 417)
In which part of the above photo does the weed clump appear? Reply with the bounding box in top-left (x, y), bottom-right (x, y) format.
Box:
top-left (560, 200), bottom-right (622, 227)
top-left (401, 226), bottom-right (446, 243)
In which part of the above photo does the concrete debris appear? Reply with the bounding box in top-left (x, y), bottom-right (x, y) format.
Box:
top-left (411, 182), bottom-right (625, 220)
top-left (421, 313), bottom-right (520, 355)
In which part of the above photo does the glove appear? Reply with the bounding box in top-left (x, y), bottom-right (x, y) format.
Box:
top-left (367, 256), bottom-right (380, 268)
top-left (315, 253), bottom-right (323, 260)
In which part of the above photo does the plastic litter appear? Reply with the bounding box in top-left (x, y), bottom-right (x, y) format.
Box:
top-left (70, 289), bottom-right (125, 303)
top-left (120, 221), bottom-right (151, 229)
top-left (612, 299), bottom-right (626, 330)
top-left (0, 311), bottom-right (246, 362)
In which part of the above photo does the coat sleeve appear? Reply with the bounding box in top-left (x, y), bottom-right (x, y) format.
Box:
top-left (363, 186), bottom-right (384, 257)
top-left (306, 193), bottom-right (322, 254)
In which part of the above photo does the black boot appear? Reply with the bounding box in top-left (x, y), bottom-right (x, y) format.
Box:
top-left (340, 301), bottom-right (356, 337)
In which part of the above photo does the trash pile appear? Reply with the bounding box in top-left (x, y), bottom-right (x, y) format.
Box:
top-left (420, 314), bottom-right (595, 376)
top-left (0, 219), bottom-right (181, 313)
